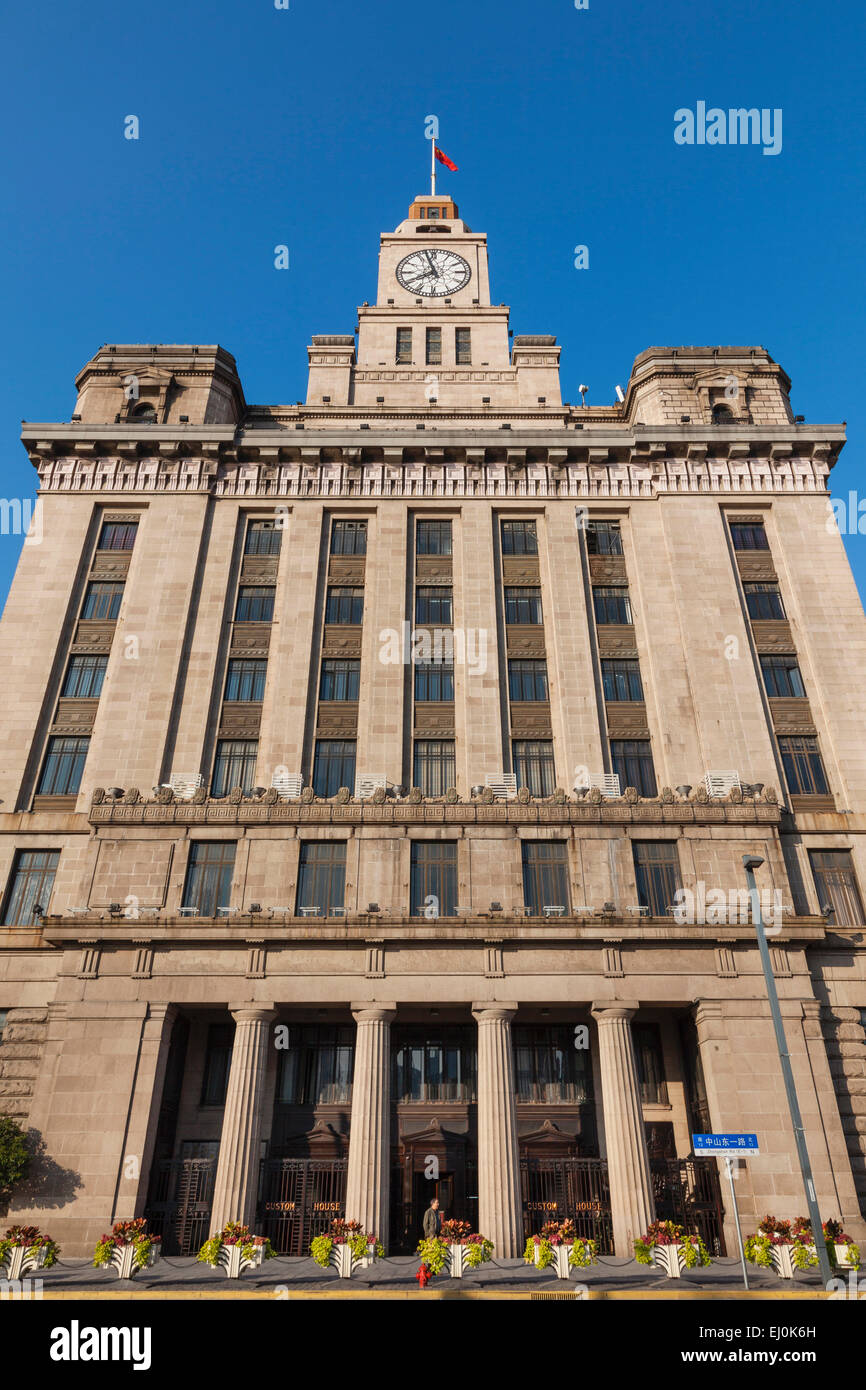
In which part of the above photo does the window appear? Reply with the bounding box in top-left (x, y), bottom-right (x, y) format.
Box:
top-left (522, 841), bottom-right (570, 914)
top-left (320, 659), bottom-right (360, 702)
top-left (97, 521), bottom-right (138, 552)
top-left (132, 402), bottom-right (157, 422)
top-left (396, 327), bottom-right (412, 364)
top-left (312, 740), bottom-right (356, 797)
top-left (426, 327), bottom-right (442, 366)
top-left (611, 740), bottom-right (657, 797)
top-left (633, 1022), bottom-right (668, 1104)
top-left (779, 736), bottom-right (829, 796)
top-left (593, 586), bottom-right (632, 624)
top-left (455, 328), bottom-right (471, 365)
top-left (224, 659), bottom-right (267, 702)
top-left (244, 520), bottom-right (282, 555)
top-left (712, 404), bottom-right (734, 424)
top-left (325, 587), bottom-right (364, 624)
top-left (276, 1026), bottom-right (354, 1105)
top-left (413, 739), bottom-right (455, 795)
top-left (744, 582), bottom-right (786, 620)
top-left (235, 586), bottom-right (274, 622)
top-left (633, 842), bottom-right (681, 917)
top-left (508, 659), bottom-right (549, 702)
top-left (296, 842), bottom-right (346, 917)
top-left (505, 587), bottom-right (542, 624)
top-left (513, 1026), bottom-right (590, 1103)
top-left (760, 655), bottom-right (806, 698)
top-left (809, 850), bottom-right (865, 926)
top-left (513, 739), bottom-right (555, 797)
top-left (415, 586), bottom-right (452, 624)
top-left (82, 581), bottom-right (124, 621)
top-left (201, 1023), bottom-right (234, 1105)
top-left (602, 659), bottom-right (644, 702)
top-left (2, 850), bottom-right (60, 925)
top-left (410, 840), bottom-right (457, 917)
top-left (414, 663), bottom-right (454, 702)
top-left (730, 521), bottom-right (769, 550)
top-left (586, 521), bottom-right (623, 555)
top-left (393, 1026), bottom-right (476, 1102)
top-left (62, 655), bottom-right (107, 699)
top-left (417, 519), bottom-right (452, 555)
top-left (211, 739), bottom-right (258, 796)
top-left (501, 520), bottom-right (538, 556)
top-left (330, 520), bottom-right (367, 555)
top-left (183, 842), bottom-right (236, 918)
top-left (37, 736), bottom-right (89, 796)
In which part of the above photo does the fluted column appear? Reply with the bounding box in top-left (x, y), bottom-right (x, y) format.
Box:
top-left (472, 1003), bottom-right (523, 1257)
top-left (591, 1003), bottom-right (655, 1254)
top-left (345, 1004), bottom-right (396, 1247)
top-left (210, 1005), bottom-right (276, 1233)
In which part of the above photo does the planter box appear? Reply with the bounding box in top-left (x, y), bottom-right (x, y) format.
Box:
top-left (650, 1244), bottom-right (687, 1278)
top-left (210, 1242), bottom-right (266, 1279)
top-left (769, 1244), bottom-right (816, 1279)
top-left (530, 1242), bottom-right (577, 1279)
top-left (2, 1243), bottom-right (48, 1281)
top-left (331, 1243), bottom-right (377, 1279)
top-left (99, 1240), bottom-right (161, 1280)
top-left (834, 1243), bottom-right (859, 1270)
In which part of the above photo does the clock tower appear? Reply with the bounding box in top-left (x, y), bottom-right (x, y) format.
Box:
top-left (306, 195), bottom-right (563, 417)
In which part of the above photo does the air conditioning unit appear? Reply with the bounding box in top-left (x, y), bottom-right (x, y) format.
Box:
top-left (355, 773), bottom-right (387, 799)
top-left (703, 770), bottom-right (741, 798)
top-left (271, 772), bottom-right (303, 798)
top-left (168, 773), bottom-right (204, 800)
top-left (587, 773), bottom-right (621, 798)
top-left (485, 774), bottom-right (517, 800)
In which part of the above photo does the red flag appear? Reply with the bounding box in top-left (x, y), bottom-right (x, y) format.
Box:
top-left (434, 147), bottom-right (458, 172)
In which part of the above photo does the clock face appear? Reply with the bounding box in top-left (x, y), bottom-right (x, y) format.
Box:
top-left (396, 248), bottom-right (471, 297)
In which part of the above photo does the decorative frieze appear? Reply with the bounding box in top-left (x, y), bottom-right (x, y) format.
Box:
top-left (28, 446), bottom-right (836, 501)
top-left (88, 783), bottom-right (782, 828)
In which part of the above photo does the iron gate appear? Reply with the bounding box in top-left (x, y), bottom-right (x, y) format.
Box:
top-left (520, 1157), bottom-right (614, 1253)
top-left (257, 1158), bottom-right (348, 1255)
top-left (652, 1158), bottom-right (726, 1256)
top-left (145, 1158), bottom-right (216, 1256)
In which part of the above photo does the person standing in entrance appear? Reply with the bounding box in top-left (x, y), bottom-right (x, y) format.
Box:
top-left (423, 1196), bottom-right (442, 1240)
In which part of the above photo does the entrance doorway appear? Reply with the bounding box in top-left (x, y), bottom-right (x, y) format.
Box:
top-left (390, 1117), bottom-right (477, 1252)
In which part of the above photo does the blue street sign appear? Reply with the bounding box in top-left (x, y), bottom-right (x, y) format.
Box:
top-left (693, 1133), bottom-right (759, 1155)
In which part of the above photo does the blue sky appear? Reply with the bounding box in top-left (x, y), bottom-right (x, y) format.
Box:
top-left (1, 0), bottom-right (864, 606)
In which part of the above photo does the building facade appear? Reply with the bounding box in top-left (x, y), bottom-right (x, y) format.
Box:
top-left (1, 194), bottom-right (865, 1259)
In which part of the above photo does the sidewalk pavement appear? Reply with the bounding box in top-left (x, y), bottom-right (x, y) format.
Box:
top-left (24, 1254), bottom-right (828, 1294)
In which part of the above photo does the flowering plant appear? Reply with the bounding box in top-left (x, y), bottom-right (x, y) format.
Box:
top-left (311, 1217), bottom-right (383, 1266)
top-left (440, 1218), bottom-right (473, 1242)
top-left (0, 1224), bottom-right (60, 1268)
top-left (744, 1215), bottom-right (817, 1271)
top-left (416, 1227), bottom-right (494, 1274)
top-left (634, 1220), bottom-right (711, 1268)
top-left (523, 1220), bottom-right (597, 1269)
top-left (94, 1218), bottom-right (160, 1271)
top-left (197, 1221), bottom-right (275, 1267)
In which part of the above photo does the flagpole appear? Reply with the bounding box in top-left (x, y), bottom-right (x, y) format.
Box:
top-left (431, 137), bottom-right (436, 197)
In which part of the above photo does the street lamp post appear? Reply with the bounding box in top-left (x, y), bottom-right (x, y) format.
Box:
top-left (742, 855), bottom-right (833, 1287)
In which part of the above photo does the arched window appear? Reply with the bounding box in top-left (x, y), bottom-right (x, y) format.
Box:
top-left (712, 404), bottom-right (734, 424)
top-left (131, 401), bottom-right (157, 423)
